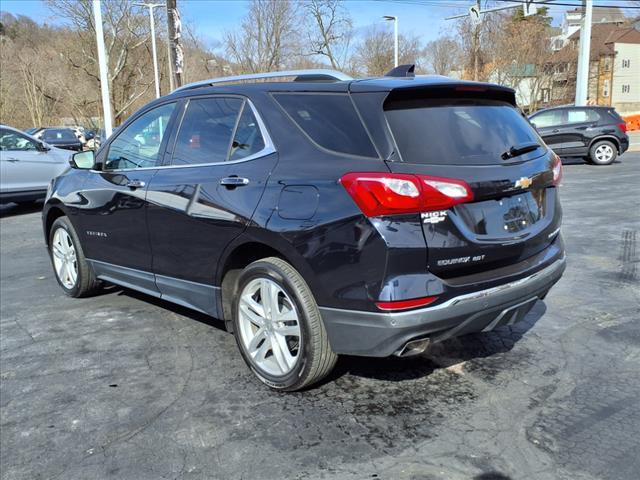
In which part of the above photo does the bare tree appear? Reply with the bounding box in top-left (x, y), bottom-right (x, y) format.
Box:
top-left (46, 0), bottom-right (154, 125)
top-left (305, 0), bottom-right (353, 70)
top-left (485, 13), bottom-right (555, 111)
top-left (424, 36), bottom-right (459, 75)
top-left (354, 25), bottom-right (424, 76)
top-left (225, 0), bottom-right (301, 73)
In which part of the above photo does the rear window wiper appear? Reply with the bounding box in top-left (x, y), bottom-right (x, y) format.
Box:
top-left (501, 142), bottom-right (541, 160)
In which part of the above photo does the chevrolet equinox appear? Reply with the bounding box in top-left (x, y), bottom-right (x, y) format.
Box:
top-left (43, 67), bottom-right (566, 391)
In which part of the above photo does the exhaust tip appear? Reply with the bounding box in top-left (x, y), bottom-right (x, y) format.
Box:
top-left (395, 338), bottom-right (430, 357)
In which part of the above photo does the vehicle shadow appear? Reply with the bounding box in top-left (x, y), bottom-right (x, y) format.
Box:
top-left (115, 287), bottom-right (228, 333)
top-left (326, 301), bottom-right (546, 384)
top-left (0, 201), bottom-right (43, 218)
top-left (560, 156), bottom-right (623, 166)
top-left (104, 283), bottom-right (545, 384)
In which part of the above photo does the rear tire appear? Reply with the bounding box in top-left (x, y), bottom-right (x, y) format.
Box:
top-left (49, 216), bottom-right (101, 297)
top-left (589, 140), bottom-right (617, 165)
top-left (232, 257), bottom-right (337, 391)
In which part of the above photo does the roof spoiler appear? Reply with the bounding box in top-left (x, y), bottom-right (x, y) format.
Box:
top-left (385, 64), bottom-right (415, 78)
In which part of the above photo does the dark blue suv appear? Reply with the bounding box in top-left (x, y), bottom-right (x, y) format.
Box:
top-left (43, 68), bottom-right (566, 390)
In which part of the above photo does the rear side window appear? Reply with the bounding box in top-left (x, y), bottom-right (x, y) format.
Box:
top-left (386, 99), bottom-right (542, 166)
top-left (566, 109), bottom-right (599, 124)
top-left (273, 93), bottom-right (377, 158)
top-left (172, 97), bottom-right (242, 166)
top-left (230, 104), bottom-right (266, 161)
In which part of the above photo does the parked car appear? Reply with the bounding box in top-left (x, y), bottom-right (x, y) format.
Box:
top-left (39, 128), bottom-right (84, 152)
top-left (528, 105), bottom-right (629, 165)
top-left (0, 124), bottom-right (71, 204)
top-left (24, 127), bottom-right (44, 136)
top-left (42, 68), bottom-right (566, 391)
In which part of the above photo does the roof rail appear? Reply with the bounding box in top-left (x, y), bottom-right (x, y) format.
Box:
top-left (174, 69), bottom-right (353, 93)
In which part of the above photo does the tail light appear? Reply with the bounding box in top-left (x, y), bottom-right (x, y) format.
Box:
top-left (340, 172), bottom-right (473, 217)
top-left (552, 153), bottom-right (563, 186)
top-left (376, 296), bottom-right (438, 311)
top-left (618, 122), bottom-right (627, 134)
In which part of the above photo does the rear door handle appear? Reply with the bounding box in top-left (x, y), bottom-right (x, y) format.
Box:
top-left (551, 129), bottom-right (560, 133)
top-left (126, 179), bottom-right (146, 189)
top-left (220, 177), bottom-right (249, 187)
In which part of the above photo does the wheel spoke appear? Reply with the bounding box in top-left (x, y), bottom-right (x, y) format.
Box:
top-left (274, 324), bottom-right (299, 336)
top-left (56, 261), bottom-right (66, 281)
top-left (52, 244), bottom-right (65, 259)
top-left (247, 327), bottom-right (266, 352)
top-left (276, 306), bottom-right (297, 322)
top-left (272, 333), bottom-right (294, 373)
top-left (239, 298), bottom-right (265, 326)
top-left (252, 335), bottom-right (271, 362)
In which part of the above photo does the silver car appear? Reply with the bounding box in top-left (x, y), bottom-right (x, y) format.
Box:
top-left (0, 124), bottom-right (71, 204)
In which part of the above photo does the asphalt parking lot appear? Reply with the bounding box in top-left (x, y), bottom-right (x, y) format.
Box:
top-left (1, 154), bottom-right (639, 480)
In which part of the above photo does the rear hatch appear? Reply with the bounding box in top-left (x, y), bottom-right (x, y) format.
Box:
top-left (380, 87), bottom-right (561, 278)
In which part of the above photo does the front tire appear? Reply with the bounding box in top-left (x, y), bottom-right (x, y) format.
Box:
top-left (589, 140), bottom-right (617, 165)
top-left (49, 216), bottom-right (101, 297)
top-left (232, 257), bottom-right (337, 391)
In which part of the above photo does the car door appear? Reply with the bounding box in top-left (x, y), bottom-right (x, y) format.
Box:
top-left (0, 128), bottom-right (63, 193)
top-left (562, 108), bottom-right (601, 156)
top-left (146, 96), bottom-right (277, 315)
top-left (529, 109), bottom-right (567, 154)
top-left (75, 102), bottom-right (178, 294)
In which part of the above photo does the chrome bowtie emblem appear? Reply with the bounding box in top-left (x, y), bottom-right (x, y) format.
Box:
top-left (515, 177), bottom-right (532, 189)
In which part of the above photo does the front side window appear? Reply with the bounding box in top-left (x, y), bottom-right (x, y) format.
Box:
top-left (530, 109), bottom-right (564, 128)
top-left (106, 102), bottom-right (175, 170)
top-left (172, 97), bottom-right (242, 166)
top-left (0, 129), bottom-right (37, 151)
top-left (273, 93), bottom-right (378, 158)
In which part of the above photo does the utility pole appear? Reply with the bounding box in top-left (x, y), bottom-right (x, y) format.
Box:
top-left (383, 16), bottom-right (399, 68)
top-left (575, 0), bottom-right (593, 106)
top-left (473, 0), bottom-right (480, 81)
top-left (166, 0), bottom-right (183, 89)
top-left (92, 0), bottom-right (112, 137)
top-left (134, 3), bottom-right (163, 98)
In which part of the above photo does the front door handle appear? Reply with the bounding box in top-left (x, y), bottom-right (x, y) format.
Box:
top-left (552, 129), bottom-right (560, 133)
top-left (220, 177), bottom-right (249, 187)
top-left (126, 179), bottom-right (146, 189)
top-left (6, 158), bottom-right (19, 162)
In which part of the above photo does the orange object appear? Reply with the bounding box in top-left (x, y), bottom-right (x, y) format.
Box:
top-left (623, 114), bottom-right (640, 131)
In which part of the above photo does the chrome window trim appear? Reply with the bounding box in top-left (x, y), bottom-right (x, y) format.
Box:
top-left (94, 98), bottom-right (276, 173)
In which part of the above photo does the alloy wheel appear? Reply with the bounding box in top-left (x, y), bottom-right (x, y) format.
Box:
top-left (237, 278), bottom-right (301, 376)
top-left (595, 144), bottom-right (614, 163)
top-left (51, 228), bottom-right (78, 289)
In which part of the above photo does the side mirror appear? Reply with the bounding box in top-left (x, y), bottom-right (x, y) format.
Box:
top-left (70, 150), bottom-right (95, 169)
top-left (37, 141), bottom-right (50, 152)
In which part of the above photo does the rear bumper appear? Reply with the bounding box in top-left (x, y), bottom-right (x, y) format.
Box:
top-left (620, 135), bottom-right (629, 154)
top-left (319, 255), bottom-right (566, 357)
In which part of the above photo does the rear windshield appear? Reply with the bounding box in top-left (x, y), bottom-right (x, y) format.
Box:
top-left (385, 99), bottom-right (542, 165)
top-left (43, 129), bottom-right (77, 141)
